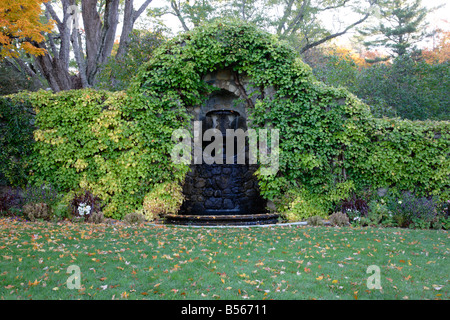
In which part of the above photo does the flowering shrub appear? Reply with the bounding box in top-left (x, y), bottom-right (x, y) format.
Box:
top-left (345, 208), bottom-right (362, 226)
top-left (22, 184), bottom-right (59, 206)
top-left (386, 192), bottom-right (439, 229)
top-left (69, 190), bottom-right (102, 221)
top-left (78, 203), bottom-right (92, 217)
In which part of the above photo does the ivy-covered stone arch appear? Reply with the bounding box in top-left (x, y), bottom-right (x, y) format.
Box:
top-left (129, 20), bottom-right (376, 218)
top-left (129, 20), bottom-right (449, 221)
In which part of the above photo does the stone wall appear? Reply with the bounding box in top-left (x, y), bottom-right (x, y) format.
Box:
top-left (181, 68), bottom-right (269, 215)
top-left (180, 163), bottom-right (266, 215)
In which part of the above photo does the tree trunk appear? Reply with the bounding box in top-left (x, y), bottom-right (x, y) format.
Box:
top-left (116, 0), bottom-right (154, 59)
top-left (82, 0), bottom-right (103, 86)
top-left (34, 46), bottom-right (73, 92)
top-left (14, 0), bottom-right (153, 91)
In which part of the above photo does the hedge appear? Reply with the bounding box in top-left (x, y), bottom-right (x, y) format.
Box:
top-left (1, 20), bottom-right (449, 220)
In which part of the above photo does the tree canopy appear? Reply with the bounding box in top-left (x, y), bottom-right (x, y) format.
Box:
top-left (0, 0), bottom-right (53, 58)
top-left (358, 0), bottom-right (433, 56)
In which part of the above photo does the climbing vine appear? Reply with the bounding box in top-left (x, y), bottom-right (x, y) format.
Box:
top-left (2, 20), bottom-right (449, 220)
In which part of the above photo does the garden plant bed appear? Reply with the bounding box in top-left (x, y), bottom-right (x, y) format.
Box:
top-left (0, 217), bottom-right (448, 300)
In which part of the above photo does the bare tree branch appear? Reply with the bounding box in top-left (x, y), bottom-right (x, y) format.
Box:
top-left (116, 0), bottom-right (153, 58)
top-left (134, 0), bottom-right (153, 20)
top-left (171, 0), bottom-right (190, 32)
top-left (299, 12), bottom-right (371, 53)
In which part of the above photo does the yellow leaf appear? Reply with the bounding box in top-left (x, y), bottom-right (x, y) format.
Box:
top-left (316, 276), bottom-right (323, 281)
top-left (221, 278), bottom-right (225, 284)
top-left (332, 280), bottom-right (338, 284)
top-left (28, 279), bottom-right (39, 286)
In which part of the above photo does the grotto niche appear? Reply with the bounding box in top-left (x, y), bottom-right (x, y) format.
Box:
top-left (166, 69), bottom-right (279, 225)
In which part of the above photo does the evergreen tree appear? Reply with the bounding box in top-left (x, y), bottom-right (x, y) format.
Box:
top-left (359, 0), bottom-right (433, 56)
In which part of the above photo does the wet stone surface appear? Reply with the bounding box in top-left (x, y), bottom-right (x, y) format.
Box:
top-left (180, 163), bottom-right (266, 215)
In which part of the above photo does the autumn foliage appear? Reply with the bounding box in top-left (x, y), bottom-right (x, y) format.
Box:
top-left (422, 30), bottom-right (450, 64)
top-left (0, 0), bottom-right (53, 58)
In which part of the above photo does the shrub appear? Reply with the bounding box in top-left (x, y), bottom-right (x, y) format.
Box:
top-left (142, 182), bottom-right (184, 221)
top-left (386, 192), bottom-right (438, 229)
top-left (307, 215), bottom-right (324, 226)
top-left (88, 211), bottom-right (105, 224)
top-left (329, 212), bottom-right (349, 227)
top-left (311, 51), bottom-right (450, 121)
top-left (276, 187), bottom-right (330, 222)
top-left (51, 201), bottom-right (70, 221)
top-left (0, 97), bottom-right (34, 187)
top-left (338, 193), bottom-right (370, 216)
top-left (17, 89), bottom-right (189, 219)
top-left (345, 209), bottom-right (362, 225)
top-left (69, 190), bottom-right (102, 221)
top-left (71, 216), bottom-right (85, 224)
top-left (123, 210), bottom-right (146, 225)
top-left (283, 195), bottom-right (327, 222)
top-left (23, 202), bottom-right (51, 221)
top-left (23, 184), bottom-right (59, 206)
top-left (0, 187), bottom-right (23, 216)
top-left (367, 199), bottom-right (388, 225)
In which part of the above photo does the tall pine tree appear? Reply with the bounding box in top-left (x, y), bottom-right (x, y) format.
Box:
top-left (359, 0), bottom-right (432, 56)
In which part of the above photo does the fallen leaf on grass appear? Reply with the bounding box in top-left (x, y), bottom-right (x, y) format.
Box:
top-left (28, 279), bottom-right (40, 286)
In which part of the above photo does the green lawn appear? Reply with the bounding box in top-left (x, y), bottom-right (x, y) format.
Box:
top-left (0, 217), bottom-right (448, 300)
